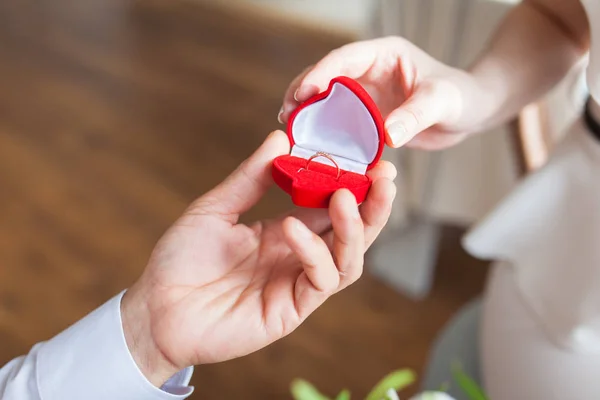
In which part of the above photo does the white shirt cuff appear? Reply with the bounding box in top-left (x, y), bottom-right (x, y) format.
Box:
top-left (36, 291), bottom-right (194, 400)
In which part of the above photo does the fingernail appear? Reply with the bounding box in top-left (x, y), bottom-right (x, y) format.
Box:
top-left (343, 192), bottom-right (360, 218)
top-left (293, 89), bottom-right (301, 102)
top-left (387, 122), bottom-right (409, 147)
top-left (295, 219), bottom-right (312, 239)
top-left (277, 107), bottom-right (284, 124)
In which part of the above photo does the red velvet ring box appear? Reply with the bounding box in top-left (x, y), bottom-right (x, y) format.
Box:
top-left (272, 76), bottom-right (385, 208)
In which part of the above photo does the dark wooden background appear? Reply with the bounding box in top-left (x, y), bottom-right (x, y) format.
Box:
top-left (0, 0), bottom-right (488, 398)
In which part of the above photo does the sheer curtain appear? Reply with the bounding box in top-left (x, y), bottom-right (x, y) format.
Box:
top-left (366, 0), bottom-right (588, 298)
top-left (366, 0), bottom-right (522, 298)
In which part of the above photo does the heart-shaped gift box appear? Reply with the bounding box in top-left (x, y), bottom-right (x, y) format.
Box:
top-left (272, 76), bottom-right (385, 208)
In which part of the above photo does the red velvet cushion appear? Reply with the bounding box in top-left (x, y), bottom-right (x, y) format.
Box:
top-left (272, 155), bottom-right (371, 208)
top-left (272, 76), bottom-right (384, 208)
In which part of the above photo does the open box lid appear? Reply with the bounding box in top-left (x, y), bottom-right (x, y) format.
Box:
top-left (286, 76), bottom-right (385, 175)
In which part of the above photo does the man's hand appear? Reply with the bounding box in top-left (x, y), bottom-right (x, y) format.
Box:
top-left (121, 130), bottom-right (397, 387)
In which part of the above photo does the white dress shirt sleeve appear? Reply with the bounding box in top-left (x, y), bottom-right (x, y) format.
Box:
top-left (0, 291), bottom-right (194, 400)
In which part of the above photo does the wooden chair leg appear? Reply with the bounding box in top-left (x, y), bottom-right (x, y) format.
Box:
top-left (510, 103), bottom-right (552, 176)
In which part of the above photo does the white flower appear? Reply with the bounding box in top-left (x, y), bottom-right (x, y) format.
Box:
top-left (408, 391), bottom-right (456, 400)
top-left (386, 388), bottom-right (400, 400)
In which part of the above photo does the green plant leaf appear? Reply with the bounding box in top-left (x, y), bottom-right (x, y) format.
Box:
top-left (365, 369), bottom-right (416, 400)
top-left (290, 379), bottom-right (331, 400)
top-left (451, 362), bottom-right (488, 400)
top-left (335, 389), bottom-right (351, 400)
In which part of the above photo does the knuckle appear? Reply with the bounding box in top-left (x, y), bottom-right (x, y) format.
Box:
top-left (423, 78), bottom-right (455, 100)
top-left (406, 106), bottom-right (425, 127)
top-left (326, 47), bottom-right (343, 59)
top-left (341, 257), bottom-right (364, 281)
top-left (186, 197), bottom-right (216, 216)
top-left (345, 264), bottom-right (364, 283)
top-left (385, 35), bottom-right (408, 48)
top-left (325, 275), bottom-right (340, 293)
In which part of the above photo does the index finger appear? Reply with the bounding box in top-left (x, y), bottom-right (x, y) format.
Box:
top-left (280, 65), bottom-right (315, 124)
top-left (280, 41), bottom-right (378, 123)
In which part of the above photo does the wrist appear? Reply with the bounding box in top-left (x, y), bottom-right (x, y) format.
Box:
top-left (450, 65), bottom-right (508, 135)
top-left (466, 59), bottom-right (513, 132)
top-left (121, 284), bottom-right (180, 388)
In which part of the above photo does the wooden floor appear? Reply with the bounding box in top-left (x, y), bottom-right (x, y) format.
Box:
top-left (0, 0), bottom-right (488, 398)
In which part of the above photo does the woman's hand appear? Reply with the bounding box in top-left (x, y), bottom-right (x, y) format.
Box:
top-left (279, 36), bottom-right (490, 150)
top-left (121, 130), bottom-right (397, 387)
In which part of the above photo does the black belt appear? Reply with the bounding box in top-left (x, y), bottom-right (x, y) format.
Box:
top-left (584, 97), bottom-right (600, 141)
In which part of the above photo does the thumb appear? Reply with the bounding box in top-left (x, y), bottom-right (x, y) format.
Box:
top-left (385, 79), bottom-right (459, 148)
top-left (190, 130), bottom-right (289, 222)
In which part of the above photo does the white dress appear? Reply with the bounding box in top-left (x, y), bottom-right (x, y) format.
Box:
top-left (462, 1), bottom-right (600, 398)
top-left (464, 0), bottom-right (600, 353)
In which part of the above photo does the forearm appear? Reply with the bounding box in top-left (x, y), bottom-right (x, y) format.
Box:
top-left (468, 0), bottom-right (589, 132)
